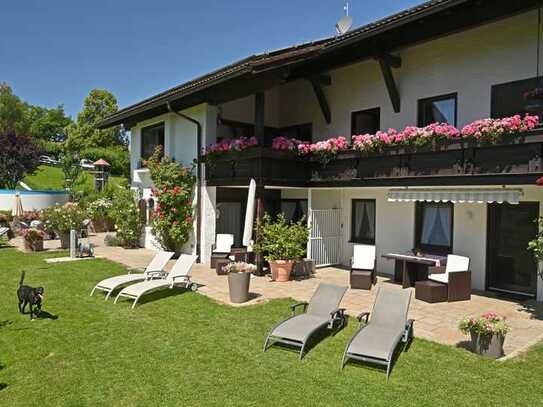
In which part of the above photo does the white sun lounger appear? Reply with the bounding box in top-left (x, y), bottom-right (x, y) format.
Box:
top-left (90, 251), bottom-right (175, 299)
top-left (114, 253), bottom-right (197, 308)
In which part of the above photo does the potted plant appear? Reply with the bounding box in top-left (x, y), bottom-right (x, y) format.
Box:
top-left (459, 312), bottom-right (510, 358)
top-left (222, 261), bottom-right (256, 303)
top-left (87, 197), bottom-right (113, 232)
top-left (41, 202), bottom-right (86, 249)
top-left (21, 228), bottom-right (44, 252)
top-left (254, 213), bottom-right (309, 282)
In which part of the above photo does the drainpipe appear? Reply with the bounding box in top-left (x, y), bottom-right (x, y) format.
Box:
top-left (166, 101), bottom-right (202, 263)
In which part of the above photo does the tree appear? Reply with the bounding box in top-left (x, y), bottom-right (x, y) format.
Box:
top-left (27, 105), bottom-right (72, 142)
top-left (0, 83), bottom-right (28, 135)
top-left (0, 133), bottom-right (41, 189)
top-left (59, 146), bottom-right (83, 201)
top-left (66, 89), bottom-right (124, 149)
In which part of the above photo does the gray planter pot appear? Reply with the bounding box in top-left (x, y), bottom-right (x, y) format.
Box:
top-left (228, 272), bottom-right (250, 303)
top-left (470, 331), bottom-right (505, 359)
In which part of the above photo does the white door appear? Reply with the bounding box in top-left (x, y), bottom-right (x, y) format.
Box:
top-left (309, 209), bottom-right (341, 267)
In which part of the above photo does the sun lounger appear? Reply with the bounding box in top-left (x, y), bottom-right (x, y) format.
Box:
top-left (90, 251), bottom-right (174, 299)
top-left (341, 285), bottom-right (413, 380)
top-left (114, 253), bottom-right (197, 308)
top-left (263, 283), bottom-right (347, 360)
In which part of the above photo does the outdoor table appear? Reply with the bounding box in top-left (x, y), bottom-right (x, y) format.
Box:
top-left (381, 252), bottom-right (447, 289)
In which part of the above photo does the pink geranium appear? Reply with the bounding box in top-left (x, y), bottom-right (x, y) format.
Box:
top-left (461, 114), bottom-right (539, 143)
top-left (271, 136), bottom-right (302, 151)
top-left (203, 136), bottom-right (258, 156)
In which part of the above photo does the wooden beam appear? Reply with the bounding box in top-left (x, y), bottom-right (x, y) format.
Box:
top-left (310, 78), bottom-right (331, 124)
top-left (377, 57), bottom-right (401, 113)
top-left (254, 92), bottom-right (265, 145)
top-left (377, 53), bottom-right (402, 68)
top-left (310, 74), bottom-right (332, 86)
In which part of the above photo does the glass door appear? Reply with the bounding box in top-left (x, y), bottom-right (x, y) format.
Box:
top-left (487, 202), bottom-right (539, 296)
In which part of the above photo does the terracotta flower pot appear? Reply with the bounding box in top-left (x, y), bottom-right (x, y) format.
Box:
top-left (269, 260), bottom-right (294, 282)
top-left (470, 331), bottom-right (505, 359)
top-left (228, 272), bottom-right (251, 303)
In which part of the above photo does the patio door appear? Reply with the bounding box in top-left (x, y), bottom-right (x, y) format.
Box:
top-left (487, 202), bottom-right (539, 297)
top-left (309, 209), bottom-right (341, 267)
top-left (216, 202), bottom-right (243, 247)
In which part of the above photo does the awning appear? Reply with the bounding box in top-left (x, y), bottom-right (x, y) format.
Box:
top-left (387, 189), bottom-right (522, 204)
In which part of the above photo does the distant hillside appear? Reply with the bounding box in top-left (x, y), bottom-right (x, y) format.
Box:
top-left (23, 165), bottom-right (125, 191)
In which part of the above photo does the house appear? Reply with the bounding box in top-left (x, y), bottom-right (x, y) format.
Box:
top-left (99, 0), bottom-right (543, 300)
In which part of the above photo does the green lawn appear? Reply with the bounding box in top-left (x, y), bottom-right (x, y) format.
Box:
top-left (1, 247), bottom-right (542, 406)
top-left (22, 165), bottom-right (125, 191)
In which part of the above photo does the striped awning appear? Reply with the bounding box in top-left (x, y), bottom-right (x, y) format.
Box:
top-left (387, 189), bottom-right (522, 204)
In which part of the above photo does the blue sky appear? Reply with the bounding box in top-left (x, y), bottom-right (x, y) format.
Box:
top-left (1, 0), bottom-right (421, 118)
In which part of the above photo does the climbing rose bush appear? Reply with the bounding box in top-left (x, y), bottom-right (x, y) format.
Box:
top-left (148, 147), bottom-right (196, 252)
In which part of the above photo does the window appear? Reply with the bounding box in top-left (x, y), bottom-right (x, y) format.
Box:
top-left (417, 94), bottom-right (457, 127)
top-left (351, 108), bottom-right (380, 136)
top-left (280, 199), bottom-right (308, 223)
top-left (351, 199), bottom-right (376, 244)
top-left (491, 77), bottom-right (539, 118)
top-left (415, 202), bottom-right (453, 254)
top-left (277, 123), bottom-right (312, 143)
top-left (141, 122), bottom-right (165, 160)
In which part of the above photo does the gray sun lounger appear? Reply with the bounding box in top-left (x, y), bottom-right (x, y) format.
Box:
top-left (263, 283), bottom-right (347, 360)
top-left (341, 285), bottom-right (414, 380)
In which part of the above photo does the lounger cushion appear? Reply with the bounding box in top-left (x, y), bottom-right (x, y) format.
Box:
top-left (271, 314), bottom-right (329, 342)
top-left (347, 325), bottom-right (405, 361)
top-left (118, 279), bottom-right (172, 297)
top-left (96, 274), bottom-right (146, 289)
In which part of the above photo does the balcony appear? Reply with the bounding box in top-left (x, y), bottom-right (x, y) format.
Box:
top-left (204, 130), bottom-right (543, 187)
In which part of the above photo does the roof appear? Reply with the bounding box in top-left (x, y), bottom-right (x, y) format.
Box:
top-left (93, 159), bottom-right (110, 167)
top-left (98, 0), bottom-right (535, 128)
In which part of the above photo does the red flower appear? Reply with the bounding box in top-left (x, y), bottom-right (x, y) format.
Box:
top-left (163, 186), bottom-right (168, 193)
top-left (173, 220), bottom-right (179, 225)
top-left (186, 216), bottom-right (193, 223)
top-left (537, 176), bottom-right (543, 186)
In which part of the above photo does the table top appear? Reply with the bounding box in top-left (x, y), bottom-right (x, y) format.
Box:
top-left (381, 252), bottom-right (446, 266)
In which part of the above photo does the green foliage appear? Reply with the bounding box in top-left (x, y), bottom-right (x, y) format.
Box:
top-left (0, 132), bottom-right (42, 189)
top-left (26, 104), bottom-right (72, 142)
top-left (40, 141), bottom-right (64, 159)
top-left (41, 202), bottom-right (87, 234)
top-left (110, 185), bottom-right (143, 248)
top-left (147, 147), bottom-right (196, 252)
top-left (528, 217), bottom-right (543, 276)
top-left (59, 146), bottom-right (83, 199)
top-left (0, 83), bottom-right (27, 134)
top-left (80, 146), bottom-right (130, 177)
top-left (0, 83), bottom-right (72, 140)
top-left (253, 213), bottom-right (309, 261)
top-left (65, 89), bottom-right (125, 150)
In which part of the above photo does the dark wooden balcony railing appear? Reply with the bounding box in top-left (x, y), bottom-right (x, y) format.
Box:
top-left (204, 130), bottom-right (543, 187)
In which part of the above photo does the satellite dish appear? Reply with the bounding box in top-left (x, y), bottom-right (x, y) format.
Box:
top-left (336, 15), bottom-right (353, 35)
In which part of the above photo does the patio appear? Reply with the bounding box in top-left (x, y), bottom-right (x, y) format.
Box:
top-left (13, 232), bottom-right (543, 358)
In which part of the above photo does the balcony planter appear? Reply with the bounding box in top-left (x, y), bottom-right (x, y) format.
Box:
top-left (224, 262), bottom-right (255, 303)
top-left (469, 332), bottom-right (505, 359)
top-left (269, 260), bottom-right (294, 282)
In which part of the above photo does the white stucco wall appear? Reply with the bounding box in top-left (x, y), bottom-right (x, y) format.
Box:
top-left (278, 10), bottom-right (539, 140)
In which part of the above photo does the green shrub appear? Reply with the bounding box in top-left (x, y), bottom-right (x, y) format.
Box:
top-left (253, 213), bottom-right (309, 261)
top-left (109, 185), bottom-right (143, 248)
top-left (40, 141), bottom-right (63, 160)
top-left (81, 146), bottom-right (130, 177)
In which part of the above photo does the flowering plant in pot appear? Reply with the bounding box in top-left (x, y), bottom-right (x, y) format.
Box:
top-left (21, 228), bottom-right (45, 251)
top-left (253, 213), bottom-right (309, 282)
top-left (459, 312), bottom-right (510, 358)
top-left (86, 197), bottom-right (114, 232)
top-left (41, 202), bottom-right (87, 249)
top-left (222, 261), bottom-right (257, 303)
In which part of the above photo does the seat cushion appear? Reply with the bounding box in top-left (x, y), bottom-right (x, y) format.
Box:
top-left (271, 314), bottom-right (329, 342)
top-left (428, 273), bottom-right (448, 284)
top-left (347, 325), bottom-right (404, 361)
top-left (119, 279), bottom-right (170, 296)
top-left (96, 274), bottom-right (146, 290)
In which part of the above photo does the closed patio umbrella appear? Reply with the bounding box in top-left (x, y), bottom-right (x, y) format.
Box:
top-left (242, 178), bottom-right (256, 249)
top-left (13, 193), bottom-right (24, 218)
